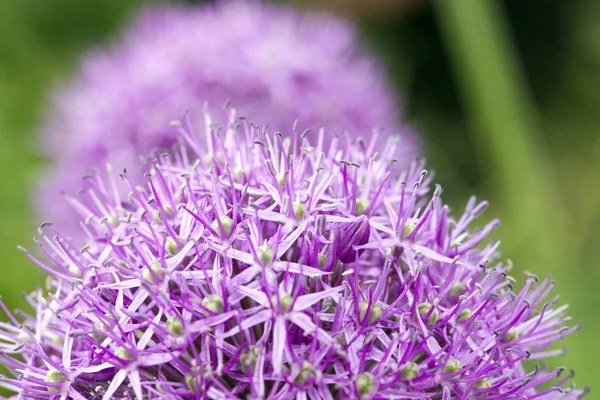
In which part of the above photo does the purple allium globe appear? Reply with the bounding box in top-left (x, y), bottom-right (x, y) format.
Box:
top-left (38, 0), bottom-right (417, 238)
top-left (2, 109), bottom-right (587, 399)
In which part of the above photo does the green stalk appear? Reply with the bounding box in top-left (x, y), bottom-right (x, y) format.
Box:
top-left (434, 0), bottom-right (566, 276)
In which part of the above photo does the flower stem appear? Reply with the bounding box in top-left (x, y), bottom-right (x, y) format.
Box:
top-left (434, 0), bottom-right (566, 276)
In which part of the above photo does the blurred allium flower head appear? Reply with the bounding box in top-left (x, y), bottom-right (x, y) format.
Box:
top-left (1, 110), bottom-right (586, 399)
top-left (38, 0), bottom-right (417, 236)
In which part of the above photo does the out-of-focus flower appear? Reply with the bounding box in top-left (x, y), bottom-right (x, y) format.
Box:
top-left (2, 111), bottom-right (585, 399)
top-left (302, 0), bottom-right (424, 18)
top-left (38, 0), bottom-right (417, 237)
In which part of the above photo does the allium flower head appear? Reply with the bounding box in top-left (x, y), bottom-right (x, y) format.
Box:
top-left (38, 0), bottom-right (417, 236)
top-left (2, 110), bottom-right (586, 399)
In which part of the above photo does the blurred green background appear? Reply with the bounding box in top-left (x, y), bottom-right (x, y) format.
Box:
top-left (0, 0), bottom-right (598, 392)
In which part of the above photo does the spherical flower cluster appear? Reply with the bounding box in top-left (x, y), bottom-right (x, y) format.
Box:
top-left (38, 0), bottom-right (417, 237)
top-left (2, 110), bottom-right (585, 399)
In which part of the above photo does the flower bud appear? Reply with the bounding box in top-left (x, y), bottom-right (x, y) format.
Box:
top-left (449, 281), bottom-right (465, 298)
top-left (185, 368), bottom-right (212, 393)
top-left (337, 218), bottom-right (370, 263)
top-left (233, 166), bottom-right (248, 181)
top-left (17, 331), bottom-right (31, 342)
top-left (257, 244), bottom-right (274, 265)
top-left (356, 372), bottom-right (375, 396)
top-left (503, 327), bottom-right (518, 342)
top-left (107, 214), bottom-right (119, 226)
top-left (202, 294), bottom-right (224, 315)
top-left (211, 215), bottom-right (233, 236)
top-left (276, 173), bottom-right (286, 189)
top-left (293, 202), bottom-right (306, 220)
top-left (323, 300), bottom-right (337, 314)
top-left (417, 302), bottom-right (439, 326)
top-left (142, 260), bottom-right (163, 283)
top-left (355, 198), bottom-right (369, 216)
top-left (166, 316), bottom-right (184, 336)
top-left (185, 373), bottom-right (198, 394)
top-left (45, 369), bottom-right (66, 392)
top-left (115, 347), bottom-right (134, 361)
top-left (402, 220), bottom-right (417, 239)
top-left (165, 237), bottom-right (180, 255)
top-left (442, 358), bottom-right (462, 375)
top-left (318, 253), bottom-right (327, 268)
top-left (240, 346), bottom-right (260, 374)
top-left (474, 378), bottom-right (491, 389)
top-left (359, 300), bottom-right (382, 324)
top-left (294, 361), bottom-right (316, 384)
top-left (458, 308), bottom-right (473, 322)
top-left (68, 263), bottom-right (83, 277)
top-left (401, 361), bottom-right (419, 381)
top-left (272, 293), bottom-right (293, 313)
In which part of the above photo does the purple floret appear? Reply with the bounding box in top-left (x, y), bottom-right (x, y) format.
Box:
top-left (1, 110), bottom-right (585, 399)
